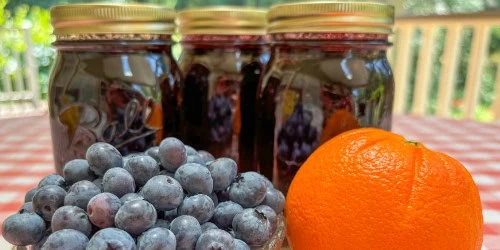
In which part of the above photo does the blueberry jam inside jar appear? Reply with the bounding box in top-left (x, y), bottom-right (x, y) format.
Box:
top-left (256, 2), bottom-right (395, 193)
top-left (48, 4), bottom-right (180, 174)
top-left (176, 7), bottom-right (269, 171)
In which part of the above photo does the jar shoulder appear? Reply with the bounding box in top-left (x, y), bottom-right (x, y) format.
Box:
top-left (261, 50), bottom-right (393, 90)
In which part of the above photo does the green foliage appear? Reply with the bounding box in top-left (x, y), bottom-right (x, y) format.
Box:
top-left (0, 1), bottom-right (55, 97)
top-left (0, 0), bottom-right (7, 25)
top-left (1, 0), bottom-right (499, 121)
top-left (404, 24), bottom-right (500, 122)
top-left (403, 0), bottom-right (484, 14)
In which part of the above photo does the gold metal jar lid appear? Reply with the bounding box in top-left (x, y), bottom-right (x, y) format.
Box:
top-left (177, 7), bottom-right (267, 36)
top-left (268, 1), bottom-right (394, 34)
top-left (51, 3), bottom-right (176, 39)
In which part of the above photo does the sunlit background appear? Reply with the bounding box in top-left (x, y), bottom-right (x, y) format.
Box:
top-left (1, 0), bottom-right (500, 121)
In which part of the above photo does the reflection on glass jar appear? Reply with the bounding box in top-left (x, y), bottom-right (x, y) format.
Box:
top-left (48, 4), bottom-right (180, 174)
top-left (176, 7), bottom-right (268, 171)
top-left (256, 2), bottom-right (395, 194)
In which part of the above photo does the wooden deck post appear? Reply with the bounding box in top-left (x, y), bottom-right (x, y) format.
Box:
top-left (492, 63), bottom-right (500, 120)
top-left (412, 26), bottom-right (438, 115)
top-left (463, 25), bottom-right (491, 119)
top-left (393, 25), bottom-right (415, 113)
top-left (436, 25), bottom-right (462, 117)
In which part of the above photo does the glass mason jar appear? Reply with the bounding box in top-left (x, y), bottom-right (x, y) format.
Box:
top-left (48, 4), bottom-right (180, 174)
top-left (257, 2), bottom-right (395, 193)
top-left (176, 7), bottom-right (268, 172)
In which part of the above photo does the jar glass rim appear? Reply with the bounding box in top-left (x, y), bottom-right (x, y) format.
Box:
top-left (52, 40), bottom-right (173, 52)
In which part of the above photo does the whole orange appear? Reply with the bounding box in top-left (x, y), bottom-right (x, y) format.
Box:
top-left (286, 128), bottom-right (483, 250)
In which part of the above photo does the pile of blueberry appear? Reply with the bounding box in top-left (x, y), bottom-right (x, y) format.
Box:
top-left (1, 138), bottom-right (285, 250)
top-left (277, 103), bottom-right (318, 164)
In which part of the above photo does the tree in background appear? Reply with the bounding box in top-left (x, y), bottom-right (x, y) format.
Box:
top-left (1, 0), bottom-right (499, 120)
top-left (403, 0), bottom-right (484, 14)
top-left (1, 0), bottom-right (54, 98)
top-left (5, 0), bottom-right (496, 11)
top-left (397, 0), bottom-right (500, 120)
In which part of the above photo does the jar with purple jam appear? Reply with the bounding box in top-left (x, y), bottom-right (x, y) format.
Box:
top-left (48, 4), bottom-right (180, 174)
top-left (176, 7), bottom-right (268, 172)
top-left (257, 2), bottom-right (395, 193)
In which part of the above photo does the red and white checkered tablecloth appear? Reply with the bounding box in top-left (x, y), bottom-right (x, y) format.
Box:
top-left (393, 115), bottom-right (500, 250)
top-left (0, 115), bottom-right (54, 223)
top-left (0, 114), bottom-right (498, 249)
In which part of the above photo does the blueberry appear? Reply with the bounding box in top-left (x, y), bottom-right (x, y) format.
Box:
top-left (145, 146), bottom-right (161, 163)
top-left (30, 231), bottom-right (50, 250)
top-left (200, 222), bottom-right (218, 232)
top-left (103, 167), bottom-right (136, 198)
top-left (277, 103), bottom-right (319, 163)
top-left (186, 154), bottom-right (205, 165)
top-left (300, 143), bottom-right (312, 158)
top-left (170, 215), bottom-right (202, 250)
top-left (159, 169), bottom-right (176, 178)
top-left (226, 228), bottom-right (236, 238)
top-left (122, 152), bottom-right (146, 167)
top-left (124, 155), bottom-right (160, 187)
top-left (262, 176), bottom-right (274, 190)
top-left (185, 145), bottom-right (198, 156)
top-left (63, 159), bottom-right (96, 185)
top-left (137, 227), bottom-right (176, 250)
top-left (261, 188), bottom-right (285, 214)
top-left (198, 150), bottom-right (215, 163)
top-left (209, 192), bottom-right (219, 207)
top-left (64, 180), bottom-right (101, 211)
top-left (255, 205), bottom-right (278, 234)
top-left (229, 172), bottom-right (267, 208)
top-left (87, 192), bottom-right (122, 228)
top-left (232, 208), bottom-right (271, 247)
top-left (87, 228), bottom-right (135, 250)
top-left (38, 174), bottom-right (66, 189)
top-left (25, 187), bottom-right (37, 202)
top-left (41, 229), bottom-right (88, 250)
top-left (86, 142), bottom-right (123, 176)
top-left (234, 239), bottom-right (251, 250)
top-left (178, 194), bottom-right (215, 224)
top-left (195, 229), bottom-right (235, 250)
top-left (278, 142), bottom-right (289, 160)
top-left (19, 202), bottom-right (34, 213)
top-left (164, 208), bottom-right (178, 221)
top-left (93, 178), bottom-right (104, 192)
top-left (2, 212), bottom-right (45, 246)
top-left (32, 185), bottom-right (67, 221)
top-left (211, 201), bottom-right (243, 229)
top-left (208, 95), bottom-right (234, 142)
top-left (120, 192), bottom-right (144, 204)
top-left (125, 152), bottom-right (146, 158)
top-left (207, 158), bottom-right (238, 191)
top-left (291, 147), bottom-right (302, 162)
top-left (115, 199), bottom-right (157, 236)
top-left (51, 205), bottom-right (92, 236)
top-left (174, 163), bottom-right (213, 195)
top-left (159, 137), bottom-right (187, 172)
top-left (154, 219), bottom-right (171, 229)
top-left (140, 175), bottom-right (183, 210)
top-left (216, 187), bottom-right (230, 203)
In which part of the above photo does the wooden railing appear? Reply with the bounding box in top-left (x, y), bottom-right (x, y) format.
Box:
top-left (0, 28), bottom-right (41, 116)
top-left (389, 11), bottom-right (500, 120)
top-left (2, 14), bottom-right (500, 120)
